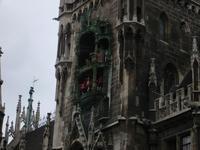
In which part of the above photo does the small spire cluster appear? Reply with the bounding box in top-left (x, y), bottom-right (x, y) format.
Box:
top-left (5, 87), bottom-right (41, 143)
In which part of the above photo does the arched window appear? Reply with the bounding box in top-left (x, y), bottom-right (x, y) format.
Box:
top-left (118, 30), bottom-right (124, 84)
top-left (79, 32), bottom-right (95, 66)
top-left (163, 64), bottom-right (179, 94)
top-left (193, 59), bottom-right (199, 91)
top-left (57, 25), bottom-right (65, 59)
top-left (159, 13), bottom-right (168, 41)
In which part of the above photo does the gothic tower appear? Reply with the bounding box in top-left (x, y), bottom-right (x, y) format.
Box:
top-left (53, 0), bottom-right (200, 150)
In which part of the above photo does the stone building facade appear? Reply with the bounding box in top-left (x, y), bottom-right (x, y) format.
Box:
top-left (53, 0), bottom-right (200, 150)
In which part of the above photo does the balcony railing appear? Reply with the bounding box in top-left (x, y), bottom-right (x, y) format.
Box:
top-left (155, 84), bottom-right (192, 121)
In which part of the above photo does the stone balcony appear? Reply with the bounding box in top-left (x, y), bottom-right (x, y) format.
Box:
top-left (155, 84), bottom-right (192, 121)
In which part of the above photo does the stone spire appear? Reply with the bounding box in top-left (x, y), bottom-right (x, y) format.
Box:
top-left (191, 36), bottom-right (199, 64)
top-left (15, 95), bottom-right (22, 137)
top-left (148, 58), bottom-right (157, 87)
top-left (9, 121), bottom-right (14, 138)
top-left (25, 87), bottom-right (34, 132)
top-left (5, 116), bottom-right (9, 143)
top-left (0, 47), bottom-right (5, 144)
top-left (42, 113), bottom-right (51, 150)
top-left (191, 36), bottom-right (200, 101)
top-left (34, 102), bottom-right (40, 129)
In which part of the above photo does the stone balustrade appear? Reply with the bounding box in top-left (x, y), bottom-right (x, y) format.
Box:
top-left (155, 84), bottom-right (192, 121)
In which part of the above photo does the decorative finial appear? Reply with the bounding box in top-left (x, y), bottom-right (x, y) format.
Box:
top-left (191, 36), bottom-right (199, 65)
top-left (29, 87), bottom-right (34, 98)
top-left (193, 36), bottom-right (198, 52)
top-left (17, 95), bottom-right (22, 113)
top-left (148, 58), bottom-right (157, 87)
top-left (9, 121), bottom-right (14, 138)
top-left (21, 106), bottom-right (26, 122)
top-left (34, 102), bottom-right (40, 129)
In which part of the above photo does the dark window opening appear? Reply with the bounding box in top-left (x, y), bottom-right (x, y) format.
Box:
top-left (137, 7), bottom-right (142, 22)
top-left (97, 39), bottom-right (109, 63)
top-left (137, 0), bottom-right (143, 22)
top-left (100, 26), bottom-right (106, 34)
top-left (57, 25), bottom-right (65, 59)
top-left (129, 0), bottom-right (134, 20)
top-left (184, 87), bottom-right (188, 96)
top-left (118, 30), bottom-right (124, 84)
top-left (98, 39), bottom-right (109, 50)
top-left (165, 137), bottom-right (176, 150)
top-left (193, 59), bottom-right (199, 90)
top-left (124, 27), bottom-right (134, 57)
top-left (159, 13), bottom-right (168, 41)
top-left (164, 64), bottom-right (179, 94)
top-left (135, 29), bottom-right (142, 57)
top-left (79, 32), bottom-right (95, 66)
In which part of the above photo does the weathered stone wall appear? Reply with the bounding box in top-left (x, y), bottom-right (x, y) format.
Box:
top-left (53, 0), bottom-right (200, 150)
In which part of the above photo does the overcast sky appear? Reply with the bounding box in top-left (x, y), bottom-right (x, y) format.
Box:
top-left (0, 0), bottom-right (59, 132)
